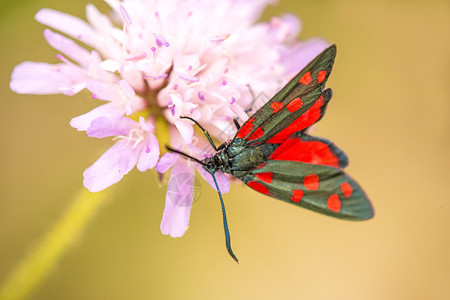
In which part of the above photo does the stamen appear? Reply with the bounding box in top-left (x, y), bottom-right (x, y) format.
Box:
top-left (168, 99), bottom-right (175, 116)
top-left (210, 33), bottom-right (231, 43)
top-left (153, 33), bottom-right (170, 47)
top-left (198, 91), bottom-right (205, 100)
top-left (120, 5), bottom-right (132, 25)
top-left (150, 47), bottom-right (156, 60)
top-left (125, 52), bottom-right (147, 61)
top-left (144, 74), bottom-right (168, 80)
top-left (193, 64), bottom-right (207, 75)
top-left (177, 72), bottom-right (199, 82)
top-left (130, 129), bottom-right (144, 148)
top-left (56, 54), bottom-right (71, 65)
top-left (113, 129), bottom-right (144, 149)
top-left (222, 80), bottom-right (227, 86)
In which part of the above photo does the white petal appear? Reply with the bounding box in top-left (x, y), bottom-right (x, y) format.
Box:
top-left (60, 82), bottom-right (86, 96)
top-left (43, 29), bottom-right (92, 68)
top-left (70, 103), bottom-right (124, 131)
top-left (174, 119), bottom-right (193, 144)
top-left (160, 161), bottom-right (195, 237)
top-left (35, 8), bottom-right (100, 49)
top-left (229, 101), bottom-right (249, 122)
top-left (10, 62), bottom-right (86, 95)
top-left (87, 116), bottom-right (137, 138)
top-left (86, 80), bottom-right (121, 102)
top-left (83, 139), bottom-right (141, 192)
top-left (155, 152), bottom-right (178, 173)
top-left (100, 59), bottom-right (120, 72)
top-left (137, 134), bottom-right (160, 172)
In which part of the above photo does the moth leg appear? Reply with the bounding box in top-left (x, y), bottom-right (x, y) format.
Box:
top-left (233, 118), bottom-right (241, 130)
top-left (230, 84), bottom-right (256, 130)
top-left (180, 116), bottom-right (225, 151)
top-left (245, 84), bottom-right (257, 113)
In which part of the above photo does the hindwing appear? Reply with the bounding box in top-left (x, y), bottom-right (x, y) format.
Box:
top-left (243, 160), bottom-right (373, 220)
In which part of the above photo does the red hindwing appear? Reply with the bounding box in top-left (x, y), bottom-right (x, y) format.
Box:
top-left (268, 133), bottom-right (348, 169)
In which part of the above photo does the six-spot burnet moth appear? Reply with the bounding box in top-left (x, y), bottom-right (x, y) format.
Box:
top-left (167, 45), bottom-right (374, 263)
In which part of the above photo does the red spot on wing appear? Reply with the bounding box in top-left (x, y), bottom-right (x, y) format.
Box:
top-left (317, 71), bottom-right (327, 83)
top-left (255, 172), bottom-right (273, 184)
top-left (327, 194), bottom-right (341, 212)
top-left (266, 95), bottom-right (325, 144)
top-left (236, 118), bottom-right (254, 139)
top-left (341, 182), bottom-right (353, 197)
top-left (291, 190), bottom-right (303, 203)
top-left (286, 97), bottom-right (303, 112)
top-left (248, 181), bottom-right (270, 195)
top-left (248, 127), bottom-right (264, 141)
top-left (269, 138), bottom-right (340, 167)
top-left (303, 174), bottom-right (319, 190)
top-left (256, 163), bottom-right (268, 169)
top-left (299, 71), bottom-right (312, 85)
top-left (270, 102), bottom-right (283, 113)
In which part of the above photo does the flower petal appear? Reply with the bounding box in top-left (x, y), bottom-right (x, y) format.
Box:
top-left (86, 80), bottom-right (122, 102)
top-left (35, 8), bottom-right (100, 49)
top-left (86, 80), bottom-right (146, 114)
top-left (86, 116), bottom-right (137, 138)
top-left (83, 138), bottom-right (140, 192)
top-left (196, 166), bottom-right (230, 193)
top-left (155, 152), bottom-right (178, 173)
top-left (137, 134), bottom-right (160, 172)
top-left (10, 62), bottom-right (86, 95)
top-left (43, 29), bottom-right (92, 68)
top-left (280, 38), bottom-right (329, 75)
top-left (174, 119), bottom-right (193, 144)
top-left (160, 161), bottom-right (194, 237)
top-left (70, 103), bottom-right (124, 131)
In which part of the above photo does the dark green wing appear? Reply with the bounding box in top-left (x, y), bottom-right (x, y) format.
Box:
top-left (242, 160), bottom-right (373, 220)
top-left (235, 45), bottom-right (336, 146)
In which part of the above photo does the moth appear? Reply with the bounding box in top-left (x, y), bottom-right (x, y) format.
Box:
top-left (167, 45), bottom-right (374, 262)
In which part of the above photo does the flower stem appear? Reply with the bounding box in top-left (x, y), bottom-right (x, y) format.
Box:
top-left (0, 188), bottom-right (112, 300)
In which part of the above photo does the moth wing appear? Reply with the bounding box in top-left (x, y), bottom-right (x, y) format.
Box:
top-left (265, 132), bottom-right (349, 169)
top-left (242, 160), bottom-right (373, 220)
top-left (235, 45), bottom-right (336, 145)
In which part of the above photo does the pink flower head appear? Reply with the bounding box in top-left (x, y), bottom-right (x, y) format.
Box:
top-left (10, 0), bottom-right (329, 237)
top-left (83, 116), bottom-right (159, 192)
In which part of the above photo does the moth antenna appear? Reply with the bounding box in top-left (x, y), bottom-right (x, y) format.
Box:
top-left (210, 172), bottom-right (239, 263)
top-left (165, 145), bottom-right (207, 167)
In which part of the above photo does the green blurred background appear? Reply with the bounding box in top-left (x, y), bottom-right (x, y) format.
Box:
top-left (1, 0), bottom-right (449, 299)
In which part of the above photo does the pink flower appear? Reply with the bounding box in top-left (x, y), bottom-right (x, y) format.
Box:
top-left (83, 116), bottom-right (159, 192)
top-left (10, 0), bottom-right (329, 237)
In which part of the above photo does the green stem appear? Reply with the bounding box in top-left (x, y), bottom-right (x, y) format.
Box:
top-left (0, 188), bottom-right (112, 300)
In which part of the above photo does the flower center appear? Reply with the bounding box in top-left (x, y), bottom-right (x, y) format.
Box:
top-left (113, 128), bottom-right (145, 149)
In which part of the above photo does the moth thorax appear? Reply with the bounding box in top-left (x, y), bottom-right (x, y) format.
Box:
top-left (203, 150), bottom-right (231, 173)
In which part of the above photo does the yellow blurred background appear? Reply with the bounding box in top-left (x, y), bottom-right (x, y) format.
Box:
top-left (1, 0), bottom-right (449, 299)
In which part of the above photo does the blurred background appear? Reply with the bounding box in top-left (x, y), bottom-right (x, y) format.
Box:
top-left (1, 0), bottom-right (449, 299)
